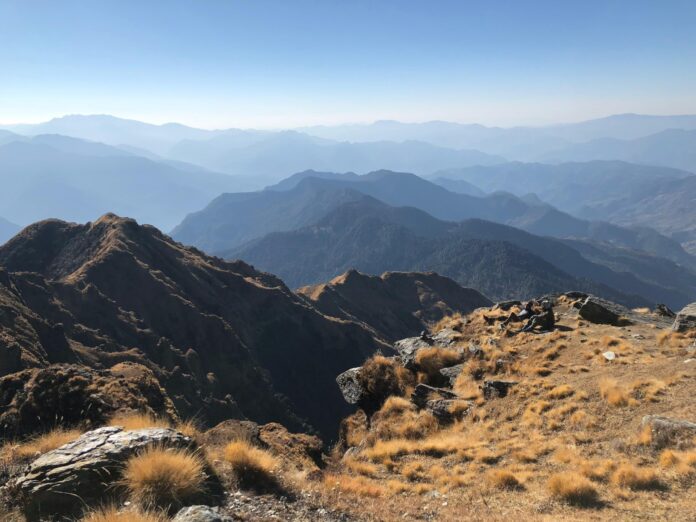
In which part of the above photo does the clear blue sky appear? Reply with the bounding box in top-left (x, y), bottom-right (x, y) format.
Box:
top-left (1, 0), bottom-right (695, 128)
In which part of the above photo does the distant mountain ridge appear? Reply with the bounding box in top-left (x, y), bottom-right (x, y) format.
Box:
top-left (174, 170), bottom-right (694, 270)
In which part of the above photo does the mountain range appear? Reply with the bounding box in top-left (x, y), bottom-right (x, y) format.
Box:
top-left (434, 161), bottom-right (696, 254)
top-left (173, 170), bottom-right (695, 270)
top-left (229, 195), bottom-right (696, 308)
top-left (0, 133), bottom-right (243, 231)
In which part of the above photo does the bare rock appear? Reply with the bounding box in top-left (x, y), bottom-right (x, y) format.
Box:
top-left (11, 426), bottom-right (221, 521)
top-left (640, 415), bottom-right (696, 449)
top-left (439, 364), bottom-right (464, 386)
top-left (335, 367), bottom-right (364, 405)
top-left (577, 296), bottom-right (624, 325)
top-left (173, 505), bottom-right (234, 522)
top-left (482, 380), bottom-right (517, 399)
top-left (672, 303), bottom-right (696, 332)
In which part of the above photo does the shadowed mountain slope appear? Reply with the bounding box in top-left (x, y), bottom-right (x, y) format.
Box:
top-left (297, 270), bottom-right (492, 343)
top-left (230, 198), bottom-right (696, 308)
top-left (0, 214), bottom-right (387, 438)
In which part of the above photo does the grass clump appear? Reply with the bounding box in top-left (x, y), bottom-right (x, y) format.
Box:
top-left (487, 469), bottom-right (523, 490)
top-left (122, 446), bottom-right (205, 510)
top-left (81, 506), bottom-right (165, 522)
top-left (12, 428), bottom-right (82, 458)
top-left (415, 347), bottom-right (463, 380)
top-left (611, 463), bottom-right (662, 490)
top-left (109, 413), bottom-right (171, 431)
top-left (548, 472), bottom-right (600, 506)
top-left (223, 440), bottom-right (280, 492)
top-left (599, 379), bottom-right (636, 407)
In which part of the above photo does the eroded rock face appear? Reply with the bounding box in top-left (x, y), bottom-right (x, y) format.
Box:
top-left (672, 303), bottom-right (696, 332)
top-left (11, 426), bottom-right (218, 521)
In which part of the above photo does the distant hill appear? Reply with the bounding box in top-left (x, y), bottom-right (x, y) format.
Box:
top-left (0, 217), bottom-right (20, 245)
top-left (174, 170), bottom-right (694, 269)
top-left (300, 114), bottom-right (696, 159)
top-left (229, 197), bottom-right (696, 308)
top-left (298, 270), bottom-right (492, 343)
top-left (432, 161), bottom-right (691, 214)
top-left (0, 135), bottom-right (244, 231)
top-left (167, 131), bottom-right (505, 181)
top-left (578, 174), bottom-right (696, 255)
top-left (538, 129), bottom-right (696, 173)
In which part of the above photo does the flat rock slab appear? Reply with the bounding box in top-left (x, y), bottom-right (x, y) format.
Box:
top-left (577, 296), bottom-right (623, 325)
top-left (672, 303), bottom-right (696, 332)
top-left (11, 426), bottom-right (197, 520)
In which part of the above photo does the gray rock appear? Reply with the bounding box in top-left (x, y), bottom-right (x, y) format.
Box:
top-left (174, 505), bottom-right (234, 522)
top-left (578, 296), bottom-right (624, 325)
top-left (439, 364), bottom-right (464, 386)
top-left (425, 398), bottom-right (472, 423)
top-left (495, 300), bottom-right (521, 311)
top-left (336, 367), bottom-right (364, 405)
top-left (11, 426), bottom-right (218, 521)
top-left (394, 336), bottom-right (433, 369)
top-left (640, 415), bottom-right (696, 449)
top-left (411, 383), bottom-right (458, 409)
top-left (482, 380), bottom-right (517, 399)
top-left (672, 303), bottom-right (696, 332)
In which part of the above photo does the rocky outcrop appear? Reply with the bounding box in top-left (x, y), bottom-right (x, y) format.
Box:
top-left (577, 296), bottom-right (624, 325)
top-left (671, 303), bottom-right (696, 332)
top-left (298, 270), bottom-right (491, 343)
top-left (410, 384), bottom-right (470, 423)
top-left (336, 367), bottom-right (365, 405)
top-left (640, 415), bottom-right (696, 449)
top-left (11, 426), bottom-right (222, 521)
top-left (482, 380), bottom-right (517, 399)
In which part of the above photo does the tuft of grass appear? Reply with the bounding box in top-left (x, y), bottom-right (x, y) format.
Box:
top-left (548, 472), bottom-right (600, 506)
top-left (109, 413), bottom-right (171, 431)
top-left (323, 473), bottom-right (384, 497)
top-left (12, 428), bottom-right (82, 458)
top-left (487, 469), bottom-right (523, 490)
top-left (81, 506), bottom-right (166, 522)
top-left (122, 446), bottom-right (205, 510)
top-left (223, 440), bottom-right (280, 491)
top-left (547, 384), bottom-right (574, 400)
top-left (415, 347), bottom-right (464, 381)
top-left (611, 463), bottom-right (662, 490)
top-left (579, 459), bottom-right (617, 482)
top-left (599, 379), bottom-right (636, 407)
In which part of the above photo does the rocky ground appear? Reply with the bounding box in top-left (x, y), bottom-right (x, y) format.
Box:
top-left (1, 293), bottom-right (695, 521)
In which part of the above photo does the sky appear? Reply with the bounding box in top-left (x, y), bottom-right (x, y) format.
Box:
top-left (1, 0), bottom-right (696, 129)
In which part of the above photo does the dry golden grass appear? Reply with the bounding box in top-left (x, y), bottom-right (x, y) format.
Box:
top-left (415, 347), bottom-right (463, 380)
top-left (81, 506), bottom-right (166, 522)
top-left (11, 428), bottom-right (82, 458)
top-left (578, 459), bottom-right (617, 482)
top-left (599, 378), bottom-right (636, 407)
top-left (548, 472), bottom-right (600, 506)
top-left (343, 457), bottom-right (379, 478)
top-left (547, 384), bottom-right (574, 399)
top-left (122, 446), bottom-right (205, 509)
top-left (611, 463), bottom-right (662, 490)
top-left (323, 473), bottom-right (384, 497)
top-left (108, 413), bottom-right (171, 430)
top-left (486, 469), bottom-right (523, 490)
top-left (223, 440), bottom-right (280, 491)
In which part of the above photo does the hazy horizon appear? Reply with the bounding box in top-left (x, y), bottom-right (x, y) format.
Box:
top-left (2, 0), bottom-right (695, 128)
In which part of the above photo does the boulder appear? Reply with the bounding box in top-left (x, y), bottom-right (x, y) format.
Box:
top-left (259, 422), bottom-right (324, 472)
top-left (335, 367), bottom-right (364, 405)
top-left (640, 415), bottom-right (696, 449)
top-left (495, 300), bottom-right (521, 311)
top-left (654, 304), bottom-right (676, 318)
top-left (11, 426), bottom-right (221, 521)
top-left (425, 398), bottom-right (472, 423)
top-left (439, 364), bottom-right (464, 386)
top-left (173, 505), bottom-right (234, 522)
top-left (672, 303), bottom-right (696, 332)
top-left (482, 380), bottom-right (517, 399)
top-left (577, 296), bottom-right (623, 325)
top-left (411, 384), bottom-right (458, 409)
top-left (394, 337), bottom-right (433, 369)
top-left (201, 419), bottom-right (261, 447)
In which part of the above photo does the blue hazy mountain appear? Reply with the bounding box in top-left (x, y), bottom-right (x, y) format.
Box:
top-left (0, 216), bottom-right (20, 245)
top-left (0, 135), bottom-right (244, 230)
top-left (538, 130), bottom-right (696, 172)
top-left (172, 170), bottom-right (694, 270)
top-left (228, 196), bottom-right (696, 308)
